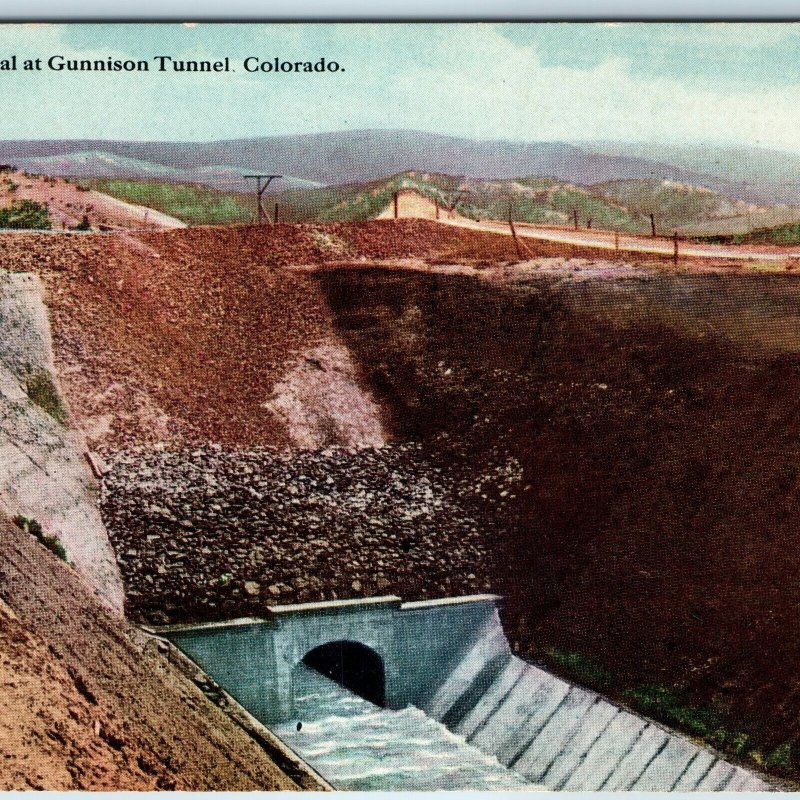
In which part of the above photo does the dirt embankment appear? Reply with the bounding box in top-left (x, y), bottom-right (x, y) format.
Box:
top-left (0, 516), bottom-right (299, 790)
top-left (0, 170), bottom-right (184, 230)
top-left (0, 221), bottom-right (529, 453)
top-left (317, 266), bottom-right (800, 778)
top-left (9, 220), bottom-right (800, 780)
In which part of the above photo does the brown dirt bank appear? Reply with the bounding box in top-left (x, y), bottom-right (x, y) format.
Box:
top-left (0, 221), bottom-right (559, 452)
top-left (317, 266), bottom-right (800, 780)
top-left (0, 516), bottom-right (299, 790)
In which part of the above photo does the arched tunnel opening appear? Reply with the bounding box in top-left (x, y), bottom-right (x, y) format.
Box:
top-left (302, 640), bottom-right (386, 707)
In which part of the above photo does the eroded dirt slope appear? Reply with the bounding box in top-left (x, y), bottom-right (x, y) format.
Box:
top-left (0, 516), bottom-right (298, 791)
top-left (0, 221), bottom-right (531, 452)
top-left (0, 170), bottom-right (184, 230)
top-left (318, 264), bottom-right (800, 778)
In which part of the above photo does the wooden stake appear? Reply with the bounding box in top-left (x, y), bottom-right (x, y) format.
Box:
top-left (509, 218), bottom-right (523, 259)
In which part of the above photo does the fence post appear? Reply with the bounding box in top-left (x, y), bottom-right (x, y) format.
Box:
top-left (673, 231), bottom-right (679, 264)
top-left (650, 213), bottom-right (657, 238)
top-left (615, 231), bottom-right (620, 253)
top-left (573, 208), bottom-right (579, 230)
top-left (274, 203), bottom-right (279, 224)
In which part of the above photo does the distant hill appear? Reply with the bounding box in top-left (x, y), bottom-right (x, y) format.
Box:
top-left (241, 171), bottom-right (646, 230)
top-left (595, 141), bottom-right (800, 205)
top-left (6, 150), bottom-right (320, 193)
top-left (591, 178), bottom-right (763, 234)
top-left (3, 130), bottom-right (793, 201)
top-left (85, 170), bottom-right (788, 236)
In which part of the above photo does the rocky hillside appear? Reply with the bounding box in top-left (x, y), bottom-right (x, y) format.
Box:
top-left (101, 443), bottom-right (507, 623)
top-left (591, 178), bottom-right (764, 233)
top-left (83, 169), bottom-right (796, 236)
top-left (0, 221), bottom-right (530, 454)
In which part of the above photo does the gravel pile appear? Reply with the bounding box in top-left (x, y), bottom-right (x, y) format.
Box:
top-left (102, 443), bottom-right (501, 624)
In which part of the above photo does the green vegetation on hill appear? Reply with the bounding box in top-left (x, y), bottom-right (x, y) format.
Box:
top-left (275, 172), bottom-right (455, 223)
top-left (593, 178), bottom-right (749, 233)
top-left (13, 515), bottom-right (70, 563)
top-left (462, 178), bottom-right (642, 231)
top-left (88, 172), bottom-right (647, 230)
top-left (25, 372), bottom-right (67, 424)
top-left (279, 172), bottom-right (645, 231)
top-left (697, 221), bottom-right (800, 246)
top-left (746, 223), bottom-right (800, 245)
top-left (83, 171), bottom-right (781, 239)
top-left (85, 179), bottom-right (253, 225)
top-left (0, 199), bottom-right (51, 230)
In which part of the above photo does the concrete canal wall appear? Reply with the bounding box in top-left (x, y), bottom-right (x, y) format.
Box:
top-left (162, 595), bottom-right (774, 792)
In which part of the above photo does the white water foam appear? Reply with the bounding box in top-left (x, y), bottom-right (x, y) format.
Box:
top-left (273, 664), bottom-right (539, 791)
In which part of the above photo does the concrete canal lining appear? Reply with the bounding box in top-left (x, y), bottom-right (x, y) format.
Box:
top-left (161, 595), bottom-right (775, 792)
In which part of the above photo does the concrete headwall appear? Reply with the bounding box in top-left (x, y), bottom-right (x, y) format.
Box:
top-left (162, 594), bottom-right (775, 791)
top-left (164, 595), bottom-right (502, 721)
top-left (0, 270), bottom-right (124, 613)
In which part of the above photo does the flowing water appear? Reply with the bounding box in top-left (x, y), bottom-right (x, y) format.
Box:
top-left (272, 664), bottom-right (538, 791)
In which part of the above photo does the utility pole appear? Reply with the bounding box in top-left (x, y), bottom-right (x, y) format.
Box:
top-left (243, 174), bottom-right (282, 224)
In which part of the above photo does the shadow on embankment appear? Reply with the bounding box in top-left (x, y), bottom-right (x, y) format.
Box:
top-left (317, 266), bottom-right (800, 779)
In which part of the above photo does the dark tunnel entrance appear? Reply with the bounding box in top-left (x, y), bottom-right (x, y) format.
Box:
top-left (303, 641), bottom-right (386, 707)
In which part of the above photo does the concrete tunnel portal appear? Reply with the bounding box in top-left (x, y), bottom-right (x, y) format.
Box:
top-left (159, 594), bottom-right (774, 791)
top-left (302, 640), bottom-right (386, 707)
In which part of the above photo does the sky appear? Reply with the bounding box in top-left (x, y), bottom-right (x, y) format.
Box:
top-left (0, 22), bottom-right (800, 151)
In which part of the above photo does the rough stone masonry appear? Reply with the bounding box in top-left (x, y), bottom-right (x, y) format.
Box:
top-left (101, 443), bottom-right (523, 624)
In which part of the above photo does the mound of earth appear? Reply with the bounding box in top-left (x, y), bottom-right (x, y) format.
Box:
top-left (0, 516), bottom-right (299, 790)
top-left (7, 217), bottom-right (798, 782)
top-left (0, 221), bottom-right (536, 453)
top-left (0, 169), bottom-right (184, 231)
top-left (317, 264), bottom-right (800, 780)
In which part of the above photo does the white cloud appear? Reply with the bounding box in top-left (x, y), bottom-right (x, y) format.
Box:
top-left (0, 22), bottom-right (797, 154)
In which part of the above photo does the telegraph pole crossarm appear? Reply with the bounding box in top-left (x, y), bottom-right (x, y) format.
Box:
top-left (244, 174), bottom-right (283, 223)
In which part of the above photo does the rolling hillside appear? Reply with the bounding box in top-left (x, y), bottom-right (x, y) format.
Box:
top-left (5, 130), bottom-right (800, 203)
top-left (592, 179), bottom-right (762, 233)
top-left (84, 170), bottom-right (788, 237)
top-left (85, 179), bottom-right (253, 226)
top-left (0, 170), bottom-right (184, 231)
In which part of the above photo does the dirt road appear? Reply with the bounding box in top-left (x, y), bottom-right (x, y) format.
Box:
top-left (439, 216), bottom-right (800, 263)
